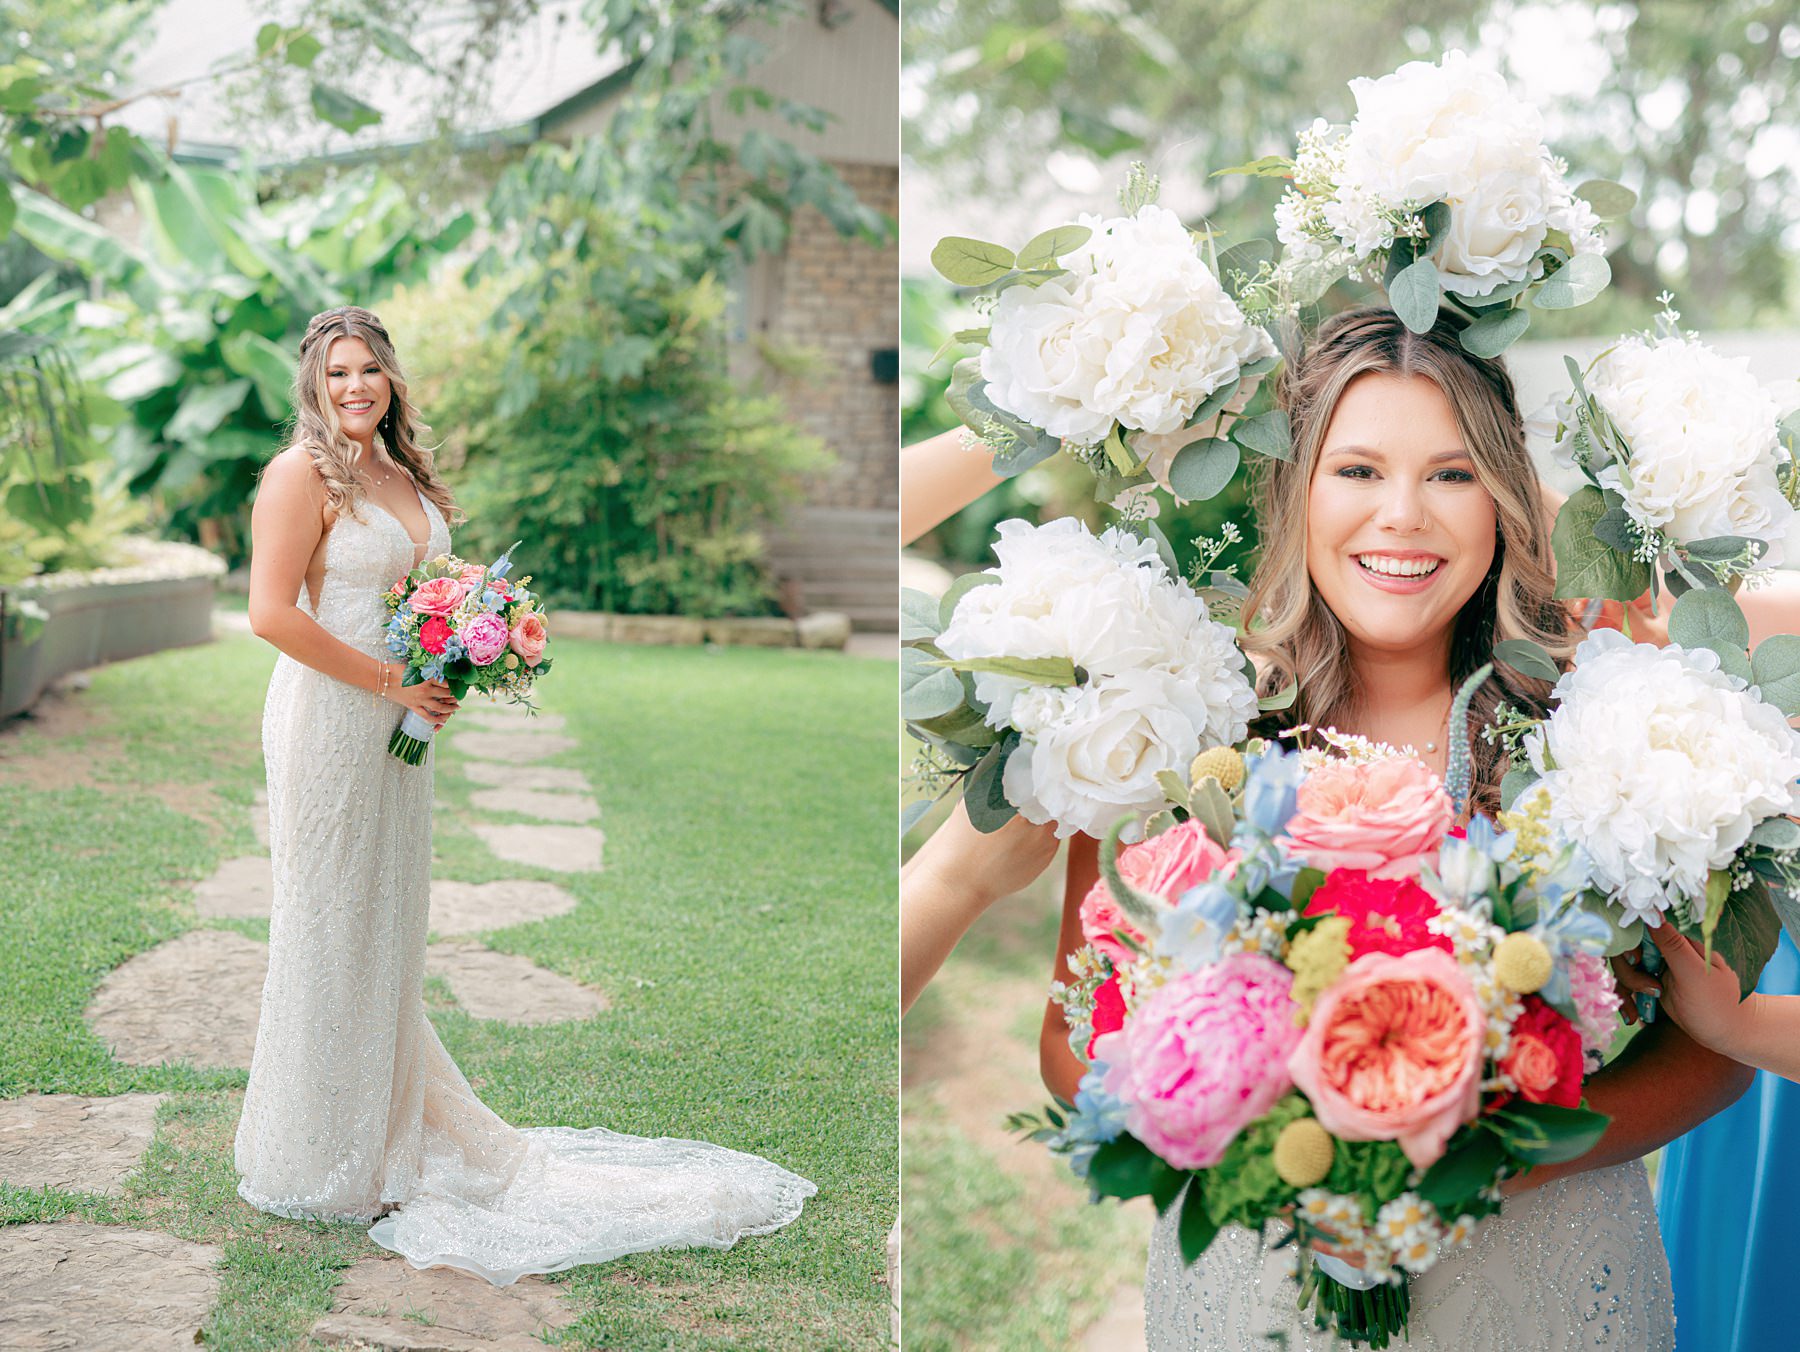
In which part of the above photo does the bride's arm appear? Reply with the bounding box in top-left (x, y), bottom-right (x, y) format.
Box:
top-left (900, 429), bottom-right (1005, 546)
top-left (1039, 833), bottom-right (1099, 1104)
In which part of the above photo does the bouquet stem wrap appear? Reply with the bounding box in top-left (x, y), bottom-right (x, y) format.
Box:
top-left (388, 709), bottom-right (436, 766)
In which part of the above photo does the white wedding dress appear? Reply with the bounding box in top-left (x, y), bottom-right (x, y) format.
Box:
top-left (234, 487), bottom-right (815, 1284)
top-left (1143, 1158), bottom-right (1673, 1349)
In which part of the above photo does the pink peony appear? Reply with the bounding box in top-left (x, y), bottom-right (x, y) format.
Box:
top-left (408, 575), bottom-right (468, 616)
top-left (1568, 951), bottom-right (1622, 1064)
top-left (1098, 953), bottom-right (1301, 1170)
top-left (457, 612), bottom-right (511, 666)
top-left (509, 611), bottom-right (549, 667)
top-left (1279, 757), bottom-right (1453, 879)
top-left (1080, 820), bottom-right (1237, 963)
top-left (1288, 948), bottom-right (1485, 1169)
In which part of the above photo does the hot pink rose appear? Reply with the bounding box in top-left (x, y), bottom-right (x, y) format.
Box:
top-left (1079, 821), bottom-right (1237, 963)
top-left (457, 612), bottom-right (511, 666)
top-left (408, 575), bottom-right (468, 616)
top-left (1278, 757), bottom-right (1453, 879)
top-left (1287, 948), bottom-right (1485, 1169)
top-left (1098, 953), bottom-right (1301, 1170)
top-left (509, 611), bottom-right (549, 667)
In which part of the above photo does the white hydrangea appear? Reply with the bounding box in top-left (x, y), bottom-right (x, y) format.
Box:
top-left (980, 204), bottom-right (1276, 445)
top-left (1580, 333), bottom-right (1796, 568)
top-left (1300, 50), bottom-right (1603, 298)
top-left (937, 517), bottom-right (1259, 840)
top-left (1525, 630), bottom-right (1800, 925)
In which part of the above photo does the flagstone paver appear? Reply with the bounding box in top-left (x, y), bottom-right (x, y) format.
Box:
top-left (458, 760), bottom-right (592, 793)
top-left (426, 943), bottom-right (608, 1024)
top-left (467, 787), bottom-right (599, 824)
top-left (193, 855), bottom-right (275, 920)
top-left (471, 824), bottom-right (605, 873)
top-left (0, 1223), bottom-right (222, 1350)
top-left (0, 1093), bottom-right (165, 1195)
top-left (449, 731), bottom-right (577, 763)
top-left (87, 930), bottom-right (267, 1069)
top-left (310, 1256), bottom-right (575, 1351)
top-left (428, 879), bottom-right (581, 935)
top-left (460, 708), bottom-right (567, 734)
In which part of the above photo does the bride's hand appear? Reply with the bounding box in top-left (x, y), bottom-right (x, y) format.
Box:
top-left (386, 664), bottom-right (460, 728)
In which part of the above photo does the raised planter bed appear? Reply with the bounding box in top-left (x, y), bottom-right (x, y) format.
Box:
top-left (1, 540), bottom-right (226, 721)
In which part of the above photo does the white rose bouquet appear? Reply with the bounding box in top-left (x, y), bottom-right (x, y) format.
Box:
top-left (1541, 302), bottom-right (1800, 606)
top-left (1233, 50), bottom-right (1631, 357)
top-left (1505, 628), bottom-right (1800, 1000)
top-left (929, 167), bottom-right (1287, 504)
top-left (901, 517), bottom-right (1266, 840)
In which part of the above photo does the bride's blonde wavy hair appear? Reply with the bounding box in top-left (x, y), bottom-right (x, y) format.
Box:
top-left (288, 306), bottom-right (463, 526)
top-left (1240, 306), bottom-right (1574, 812)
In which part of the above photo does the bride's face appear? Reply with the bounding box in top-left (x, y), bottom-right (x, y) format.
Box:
top-left (324, 335), bottom-right (391, 446)
top-left (1305, 371), bottom-right (1497, 657)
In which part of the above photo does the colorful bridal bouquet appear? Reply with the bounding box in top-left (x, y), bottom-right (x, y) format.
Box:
top-left (382, 545), bottom-right (553, 765)
top-left (929, 168), bottom-right (1289, 501)
top-left (1505, 628), bottom-right (1800, 1006)
top-left (1239, 49), bottom-right (1633, 356)
top-left (1540, 302), bottom-right (1800, 606)
top-left (1020, 725), bottom-right (1623, 1348)
top-left (901, 516), bottom-right (1271, 840)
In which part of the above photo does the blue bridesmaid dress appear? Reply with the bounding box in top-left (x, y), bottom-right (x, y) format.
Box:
top-left (1656, 929), bottom-right (1800, 1351)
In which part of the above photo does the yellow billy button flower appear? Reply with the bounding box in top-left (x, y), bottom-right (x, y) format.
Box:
top-left (1286, 915), bottom-right (1351, 1022)
top-left (1493, 932), bottom-right (1553, 995)
top-left (504, 654), bottom-right (520, 670)
top-left (1189, 746), bottom-right (1245, 792)
top-left (1273, 1118), bottom-right (1335, 1188)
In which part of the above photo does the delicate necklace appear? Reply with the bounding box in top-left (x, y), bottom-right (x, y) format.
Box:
top-left (361, 448), bottom-right (396, 487)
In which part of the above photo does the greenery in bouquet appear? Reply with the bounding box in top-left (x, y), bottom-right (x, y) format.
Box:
top-left (382, 545), bottom-right (552, 703)
top-left (1013, 727), bottom-right (1621, 1348)
top-left (927, 165), bottom-right (1291, 507)
top-left (1227, 49), bottom-right (1635, 358)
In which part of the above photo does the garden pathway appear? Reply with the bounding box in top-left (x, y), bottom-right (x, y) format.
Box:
top-left (4, 698), bottom-right (617, 1348)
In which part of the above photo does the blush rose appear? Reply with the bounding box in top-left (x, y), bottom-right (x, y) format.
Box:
top-left (1079, 820), bottom-right (1237, 963)
top-left (1279, 756), bottom-right (1453, 879)
top-left (408, 576), bottom-right (468, 616)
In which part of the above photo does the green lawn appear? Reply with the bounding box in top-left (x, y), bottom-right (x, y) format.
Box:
top-left (0, 627), bottom-right (896, 1349)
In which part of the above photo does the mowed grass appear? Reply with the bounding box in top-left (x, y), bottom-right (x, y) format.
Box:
top-left (0, 627), bottom-right (896, 1350)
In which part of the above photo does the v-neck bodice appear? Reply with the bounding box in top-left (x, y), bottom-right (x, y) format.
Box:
top-left (305, 490), bottom-right (452, 659)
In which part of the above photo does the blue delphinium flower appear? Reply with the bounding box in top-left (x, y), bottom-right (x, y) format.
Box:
top-left (1156, 881), bottom-right (1240, 971)
top-left (1061, 1062), bottom-right (1130, 1178)
top-left (1241, 745), bottom-right (1304, 838)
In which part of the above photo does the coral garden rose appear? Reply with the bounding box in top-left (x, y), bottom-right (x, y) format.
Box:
top-left (457, 612), bottom-right (511, 666)
top-left (1500, 997), bottom-right (1583, 1108)
top-left (1304, 869), bottom-right (1452, 961)
top-left (509, 611), bottom-right (549, 666)
top-left (1080, 819), bottom-right (1237, 963)
top-left (418, 615), bottom-right (451, 657)
top-left (408, 576), bottom-right (467, 616)
top-left (1288, 947), bottom-right (1485, 1169)
top-left (1098, 953), bottom-right (1301, 1170)
top-left (1279, 757), bottom-right (1453, 879)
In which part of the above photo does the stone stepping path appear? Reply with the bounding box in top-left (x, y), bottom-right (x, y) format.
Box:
top-left (0, 1093), bottom-right (164, 1196)
top-left (88, 930), bottom-right (267, 1070)
top-left (311, 1256), bottom-right (574, 1351)
top-left (471, 824), bottom-right (604, 874)
top-left (459, 760), bottom-right (592, 793)
top-left (193, 854), bottom-right (274, 920)
top-left (467, 787), bottom-right (598, 824)
top-left (449, 731), bottom-right (577, 764)
top-left (427, 943), bottom-right (608, 1024)
top-left (427, 880), bottom-right (579, 936)
top-left (0, 1223), bottom-right (222, 1349)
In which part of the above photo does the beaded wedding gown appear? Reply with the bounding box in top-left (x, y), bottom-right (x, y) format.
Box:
top-left (234, 488), bottom-right (815, 1284)
top-left (1144, 1158), bottom-right (1673, 1349)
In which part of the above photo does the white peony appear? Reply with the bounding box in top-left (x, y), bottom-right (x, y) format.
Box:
top-left (980, 204), bottom-right (1275, 444)
top-left (1524, 629), bottom-right (1800, 925)
top-left (1581, 334), bottom-right (1795, 567)
top-left (937, 517), bottom-right (1259, 838)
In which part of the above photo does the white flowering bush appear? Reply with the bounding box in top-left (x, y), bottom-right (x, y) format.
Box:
top-left (1239, 50), bottom-right (1630, 356)
top-left (930, 167), bottom-right (1286, 502)
top-left (1517, 629), bottom-right (1800, 993)
top-left (902, 517), bottom-right (1260, 840)
top-left (1543, 307), bottom-right (1800, 603)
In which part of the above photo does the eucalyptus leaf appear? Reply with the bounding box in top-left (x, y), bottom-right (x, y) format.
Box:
top-left (1751, 634), bottom-right (1800, 715)
top-left (1551, 486), bottom-right (1654, 602)
top-left (1184, 376), bottom-right (1241, 430)
top-left (913, 702), bottom-right (1000, 749)
top-left (1458, 305), bottom-right (1530, 358)
top-left (1257, 680), bottom-right (1298, 713)
top-left (1532, 253), bottom-right (1610, 309)
top-left (1749, 816), bottom-right (1800, 851)
top-left (1168, 437), bottom-right (1239, 502)
top-left (1015, 224), bottom-right (1090, 270)
top-left (901, 646), bottom-right (965, 721)
top-left (1499, 768), bottom-right (1536, 811)
top-left (1575, 179), bottom-right (1638, 220)
top-left (900, 587), bottom-right (941, 641)
top-left (964, 736), bottom-right (1020, 833)
top-left (931, 654), bottom-right (1080, 686)
top-left (1388, 257), bottom-right (1441, 333)
top-left (931, 235), bottom-right (1017, 286)
top-left (1699, 641), bottom-right (1753, 682)
top-left (1230, 409), bottom-right (1291, 461)
top-left (1668, 587), bottom-right (1750, 653)
top-left (1493, 639), bottom-right (1560, 683)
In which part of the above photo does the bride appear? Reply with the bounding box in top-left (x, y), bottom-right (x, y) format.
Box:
top-left (237, 305), bottom-right (814, 1284)
top-left (911, 306), bottom-right (1748, 1347)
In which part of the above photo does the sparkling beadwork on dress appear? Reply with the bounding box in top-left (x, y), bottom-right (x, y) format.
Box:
top-left (234, 492), bottom-right (815, 1283)
top-left (1143, 1161), bottom-right (1674, 1349)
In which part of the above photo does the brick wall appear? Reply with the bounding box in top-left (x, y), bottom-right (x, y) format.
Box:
top-left (761, 160), bottom-right (898, 512)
